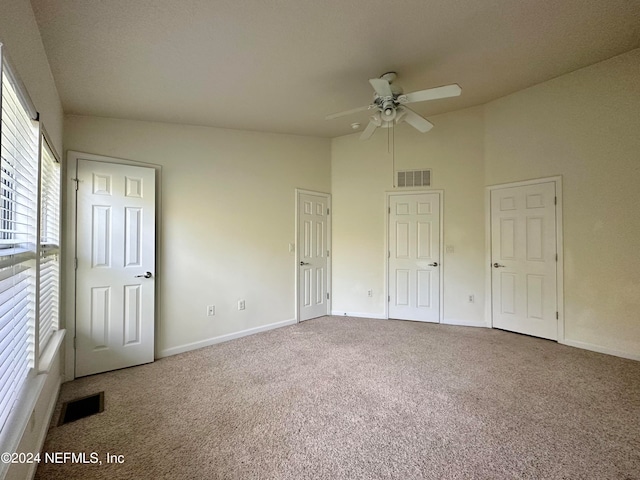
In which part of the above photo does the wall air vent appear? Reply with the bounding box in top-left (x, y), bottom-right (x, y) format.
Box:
top-left (396, 169), bottom-right (431, 188)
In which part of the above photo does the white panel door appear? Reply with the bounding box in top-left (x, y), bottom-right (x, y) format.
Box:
top-left (298, 192), bottom-right (329, 321)
top-left (389, 193), bottom-right (440, 322)
top-left (491, 182), bottom-right (557, 340)
top-left (76, 160), bottom-right (156, 377)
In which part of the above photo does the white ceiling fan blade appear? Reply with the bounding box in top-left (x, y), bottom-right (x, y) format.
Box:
top-left (325, 104), bottom-right (371, 120)
top-left (402, 107), bottom-right (434, 133)
top-left (360, 120), bottom-right (378, 140)
top-left (369, 78), bottom-right (393, 97)
top-left (403, 84), bottom-right (461, 104)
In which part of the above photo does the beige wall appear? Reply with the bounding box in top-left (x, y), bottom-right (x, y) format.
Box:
top-left (331, 48), bottom-right (640, 359)
top-left (331, 106), bottom-right (486, 325)
top-left (484, 48), bottom-right (640, 356)
top-left (62, 47), bottom-right (640, 364)
top-left (64, 115), bottom-right (331, 355)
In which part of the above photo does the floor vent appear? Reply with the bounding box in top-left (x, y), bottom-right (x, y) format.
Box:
top-left (58, 392), bottom-right (104, 425)
top-left (397, 169), bottom-right (431, 188)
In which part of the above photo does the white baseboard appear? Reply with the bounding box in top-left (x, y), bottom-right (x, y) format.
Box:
top-left (330, 312), bottom-right (489, 328)
top-left (441, 318), bottom-right (488, 328)
top-left (158, 317), bottom-right (640, 363)
top-left (559, 339), bottom-right (640, 362)
top-left (157, 318), bottom-right (297, 358)
top-left (331, 311), bottom-right (388, 320)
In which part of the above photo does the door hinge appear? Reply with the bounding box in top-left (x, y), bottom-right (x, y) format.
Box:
top-left (327, 250), bottom-right (330, 257)
top-left (388, 295), bottom-right (391, 302)
top-left (388, 251), bottom-right (390, 258)
top-left (327, 292), bottom-right (330, 300)
top-left (73, 178), bottom-right (79, 191)
top-left (327, 208), bottom-right (330, 215)
top-left (554, 196), bottom-right (557, 205)
top-left (556, 312), bottom-right (559, 320)
top-left (74, 257), bottom-right (78, 270)
top-left (388, 207), bottom-right (391, 214)
top-left (556, 253), bottom-right (558, 261)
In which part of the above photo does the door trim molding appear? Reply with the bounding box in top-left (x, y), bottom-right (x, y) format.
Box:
top-left (484, 176), bottom-right (564, 341)
top-left (385, 190), bottom-right (444, 322)
top-left (294, 189), bottom-right (331, 323)
top-left (64, 151), bottom-right (162, 381)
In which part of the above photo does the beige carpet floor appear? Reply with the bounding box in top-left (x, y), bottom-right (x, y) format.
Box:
top-left (36, 316), bottom-right (640, 479)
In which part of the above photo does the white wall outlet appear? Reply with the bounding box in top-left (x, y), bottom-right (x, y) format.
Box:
top-left (207, 305), bottom-right (215, 316)
top-left (468, 294), bottom-right (474, 303)
top-left (238, 300), bottom-right (246, 310)
top-left (288, 243), bottom-right (295, 253)
top-left (367, 289), bottom-right (373, 297)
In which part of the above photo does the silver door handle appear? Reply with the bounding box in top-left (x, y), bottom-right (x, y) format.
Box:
top-left (299, 261), bottom-right (310, 266)
top-left (428, 262), bottom-right (438, 267)
top-left (493, 263), bottom-right (506, 268)
top-left (135, 271), bottom-right (153, 278)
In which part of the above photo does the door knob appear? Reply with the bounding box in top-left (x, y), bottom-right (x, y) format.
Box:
top-left (493, 263), bottom-right (506, 268)
top-left (299, 261), bottom-right (310, 266)
top-left (135, 271), bottom-right (153, 278)
top-left (428, 262), bottom-right (438, 267)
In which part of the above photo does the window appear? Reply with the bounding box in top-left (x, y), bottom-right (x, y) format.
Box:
top-left (0, 54), bottom-right (39, 430)
top-left (0, 44), bottom-right (61, 442)
top-left (38, 140), bottom-right (60, 352)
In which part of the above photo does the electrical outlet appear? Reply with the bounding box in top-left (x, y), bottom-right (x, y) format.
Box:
top-left (207, 305), bottom-right (215, 316)
top-left (468, 294), bottom-right (474, 303)
top-left (367, 289), bottom-right (373, 297)
top-left (238, 300), bottom-right (246, 310)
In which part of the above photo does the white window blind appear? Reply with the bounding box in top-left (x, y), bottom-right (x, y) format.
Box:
top-left (38, 141), bottom-right (60, 352)
top-left (0, 57), bottom-right (38, 430)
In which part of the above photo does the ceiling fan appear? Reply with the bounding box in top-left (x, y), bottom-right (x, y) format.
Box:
top-left (326, 72), bottom-right (461, 140)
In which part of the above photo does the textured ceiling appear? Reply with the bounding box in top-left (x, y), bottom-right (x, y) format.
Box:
top-left (31, 0), bottom-right (640, 138)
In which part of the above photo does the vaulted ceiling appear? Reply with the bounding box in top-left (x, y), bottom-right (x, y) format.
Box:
top-left (31, 0), bottom-right (640, 138)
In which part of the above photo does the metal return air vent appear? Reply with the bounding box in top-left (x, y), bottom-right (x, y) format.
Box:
top-left (397, 169), bottom-right (431, 188)
top-left (58, 392), bottom-right (104, 425)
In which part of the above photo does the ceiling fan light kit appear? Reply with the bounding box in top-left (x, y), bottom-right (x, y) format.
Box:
top-left (326, 72), bottom-right (462, 140)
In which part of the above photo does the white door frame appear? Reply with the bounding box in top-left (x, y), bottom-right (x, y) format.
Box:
top-left (64, 151), bottom-right (162, 381)
top-left (484, 176), bottom-right (564, 341)
top-left (385, 190), bottom-right (444, 322)
top-left (294, 189), bottom-right (331, 323)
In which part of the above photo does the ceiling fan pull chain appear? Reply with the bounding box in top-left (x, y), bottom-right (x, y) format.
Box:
top-left (392, 122), bottom-right (396, 187)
